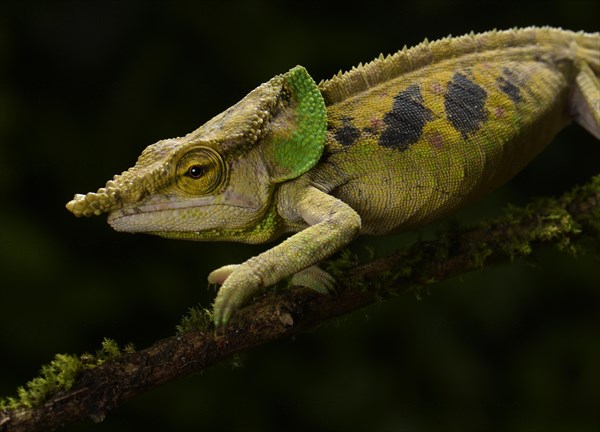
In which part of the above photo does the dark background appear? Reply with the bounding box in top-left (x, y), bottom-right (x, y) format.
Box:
top-left (1, 1), bottom-right (599, 431)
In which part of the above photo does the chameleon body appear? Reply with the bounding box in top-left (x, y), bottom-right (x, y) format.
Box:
top-left (66, 27), bottom-right (600, 328)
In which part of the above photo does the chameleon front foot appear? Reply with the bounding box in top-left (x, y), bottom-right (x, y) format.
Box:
top-left (209, 263), bottom-right (337, 329)
top-left (209, 263), bottom-right (263, 329)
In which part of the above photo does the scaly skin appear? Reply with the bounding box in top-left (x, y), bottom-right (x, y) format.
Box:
top-left (66, 27), bottom-right (600, 328)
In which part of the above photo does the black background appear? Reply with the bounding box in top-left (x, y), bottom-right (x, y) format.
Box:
top-left (1, 1), bottom-right (599, 431)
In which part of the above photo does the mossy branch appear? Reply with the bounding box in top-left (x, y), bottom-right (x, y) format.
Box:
top-left (1, 175), bottom-right (599, 432)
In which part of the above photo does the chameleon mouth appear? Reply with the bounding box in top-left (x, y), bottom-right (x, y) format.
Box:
top-left (105, 195), bottom-right (259, 234)
top-left (107, 208), bottom-right (162, 232)
top-left (105, 204), bottom-right (199, 233)
top-left (106, 201), bottom-right (187, 232)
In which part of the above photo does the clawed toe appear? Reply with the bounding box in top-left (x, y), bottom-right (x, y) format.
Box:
top-left (290, 265), bottom-right (336, 294)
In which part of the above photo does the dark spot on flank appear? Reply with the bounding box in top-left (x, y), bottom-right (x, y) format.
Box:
top-left (334, 116), bottom-right (361, 146)
top-left (444, 73), bottom-right (488, 137)
top-left (497, 68), bottom-right (522, 103)
top-left (379, 84), bottom-right (433, 151)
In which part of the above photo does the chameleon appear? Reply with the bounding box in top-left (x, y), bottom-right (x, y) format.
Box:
top-left (66, 27), bottom-right (600, 328)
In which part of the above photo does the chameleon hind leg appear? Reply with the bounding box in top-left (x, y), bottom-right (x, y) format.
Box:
top-left (572, 62), bottom-right (600, 139)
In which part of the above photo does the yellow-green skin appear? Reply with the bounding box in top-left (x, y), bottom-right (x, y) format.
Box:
top-left (66, 27), bottom-right (600, 328)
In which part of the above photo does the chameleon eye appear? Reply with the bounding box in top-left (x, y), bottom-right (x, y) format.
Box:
top-left (187, 165), bottom-right (205, 179)
top-left (177, 146), bottom-right (226, 195)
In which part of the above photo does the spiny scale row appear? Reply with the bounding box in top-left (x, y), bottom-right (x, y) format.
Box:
top-left (318, 26), bottom-right (586, 105)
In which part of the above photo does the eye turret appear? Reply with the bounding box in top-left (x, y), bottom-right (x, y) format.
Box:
top-left (176, 146), bottom-right (226, 195)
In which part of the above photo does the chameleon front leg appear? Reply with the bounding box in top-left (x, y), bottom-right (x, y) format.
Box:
top-left (210, 185), bottom-right (362, 328)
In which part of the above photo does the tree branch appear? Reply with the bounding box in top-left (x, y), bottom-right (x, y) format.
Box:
top-left (1, 175), bottom-right (599, 432)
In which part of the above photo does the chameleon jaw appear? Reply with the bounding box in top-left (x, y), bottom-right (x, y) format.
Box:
top-left (105, 196), bottom-right (265, 238)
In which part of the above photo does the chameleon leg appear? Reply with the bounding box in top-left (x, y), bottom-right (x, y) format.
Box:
top-left (211, 185), bottom-right (361, 328)
top-left (572, 62), bottom-right (600, 138)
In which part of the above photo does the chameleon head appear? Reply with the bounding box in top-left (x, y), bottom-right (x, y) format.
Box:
top-left (65, 66), bottom-right (327, 243)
